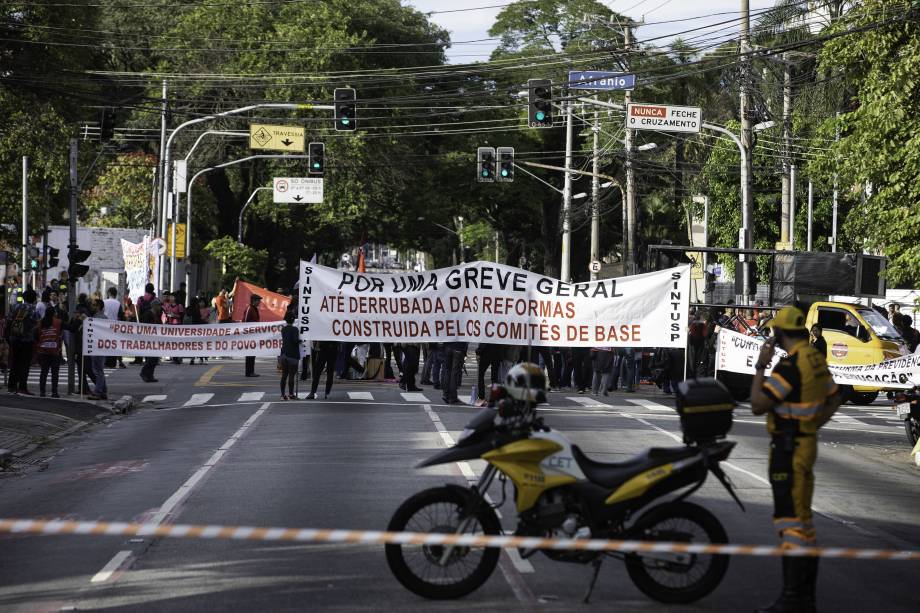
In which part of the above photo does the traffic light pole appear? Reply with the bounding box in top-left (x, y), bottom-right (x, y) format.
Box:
top-left (21, 156), bottom-right (28, 296)
top-left (238, 188), bottom-right (272, 244)
top-left (159, 103), bottom-right (327, 293)
top-left (67, 139), bottom-right (78, 394)
top-left (560, 101), bottom-right (574, 282)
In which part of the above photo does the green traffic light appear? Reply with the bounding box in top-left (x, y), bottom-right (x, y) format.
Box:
top-left (535, 111), bottom-right (546, 121)
top-left (341, 118), bottom-right (350, 125)
top-left (313, 162), bottom-right (320, 168)
top-left (482, 170), bottom-right (490, 177)
top-left (501, 169), bottom-right (509, 177)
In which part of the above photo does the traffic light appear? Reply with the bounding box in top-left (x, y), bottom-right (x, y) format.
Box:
top-left (496, 147), bottom-right (514, 182)
top-left (477, 147), bottom-right (496, 183)
top-left (68, 246), bottom-right (91, 280)
top-left (334, 88), bottom-right (356, 131)
top-left (528, 79), bottom-right (553, 128)
top-left (308, 142), bottom-right (324, 175)
top-left (28, 246), bottom-right (40, 271)
top-left (100, 107), bottom-right (115, 141)
top-left (47, 247), bottom-right (60, 269)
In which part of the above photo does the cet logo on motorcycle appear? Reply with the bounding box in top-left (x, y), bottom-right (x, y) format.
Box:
top-left (386, 367), bottom-right (742, 604)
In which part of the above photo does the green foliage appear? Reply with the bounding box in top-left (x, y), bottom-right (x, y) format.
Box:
top-left (203, 236), bottom-right (269, 288)
top-left (82, 153), bottom-right (156, 228)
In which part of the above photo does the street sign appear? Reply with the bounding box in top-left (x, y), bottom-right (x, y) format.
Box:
top-left (589, 260), bottom-right (602, 274)
top-left (249, 124), bottom-right (305, 152)
top-left (173, 160), bottom-right (187, 193)
top-left (166, 223), bottom-right (186, 259)
top-left (273, 177), bottom-right (323, 203)
top-left (626, 103), bottom-right (702, 133)
top-left (568, 71), bottom-right (635, 91)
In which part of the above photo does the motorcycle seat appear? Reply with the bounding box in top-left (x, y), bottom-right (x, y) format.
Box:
top-left (571, 445), bottom-right (699, 489)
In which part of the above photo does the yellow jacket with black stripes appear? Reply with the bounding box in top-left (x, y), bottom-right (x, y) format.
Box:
top-left (763, 340), bottom-right (838, 435)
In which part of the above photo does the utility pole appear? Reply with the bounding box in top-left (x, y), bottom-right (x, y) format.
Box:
top-left (831, 113), bottom-right (840, 252)
top-left (590, 98), bottom-right (600, 281)
top-left (560, 100), bottom-right (574, 282)
top-left (789, 164), bottom-right (796, 250)
top-left (807, 179), bottom-right (813, 251)
top-left (739, 0), bottom-right (754, 300)
top-left (624, 23), bottom-right (637, 275)
top-left (68, 139), bottom-right (78, 393)
top-left (21, 157), bottom-right (28, 296)
top-left (157, 80), bottom-right (168, 291)
top-left (780, 53), bottom-right (792, 244)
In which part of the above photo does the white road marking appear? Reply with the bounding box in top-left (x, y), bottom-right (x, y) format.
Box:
top-left (347, 391), bottom-right (374, 400)
top-left (401, 392), bottom-right (429, 402)
top-left (141, 395), bottom-right (167, 403)
top-left (626, 398), bottom-right (674, 412)
top-left (566, 396), bottom-right (611, 407)
top-left (238, 392), bottom-right (264, 402)
top-left (90, 402), bottom-right (273, 584)
top-left (90, 549), bottom-right (132, 583)
top-left (420, 404), bottom-right (535, 577)
top-left (184, 393), bottom-right (214, 406)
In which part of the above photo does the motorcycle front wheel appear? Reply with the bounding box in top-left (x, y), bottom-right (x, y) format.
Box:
top-left (625, 501), bottom-right (730, 604)
top-left (385, 486), bottom-right (501, 599)
top-left (906, 416), bottom-right (920, 447)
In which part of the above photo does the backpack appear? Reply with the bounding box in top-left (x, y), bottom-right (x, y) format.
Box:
top-left (8, 306), bottom-right (34, 341)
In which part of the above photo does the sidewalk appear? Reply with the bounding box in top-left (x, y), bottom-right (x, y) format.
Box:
top-left (0, 394), bottom-right (115, 461)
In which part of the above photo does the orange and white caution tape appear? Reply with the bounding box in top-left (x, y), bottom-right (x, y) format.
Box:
top-left (1, 518), bottom-right (919, 561)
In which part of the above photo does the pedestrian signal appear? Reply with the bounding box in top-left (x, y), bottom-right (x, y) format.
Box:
top-left (68, 246), bottom-right (91, 280)
top-left (47, 247), bottom-right (60, 269)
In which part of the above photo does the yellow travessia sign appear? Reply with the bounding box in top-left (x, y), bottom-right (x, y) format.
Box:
top-left (166, 223), bottom-right (187, 259)
top-left (249, 124), bottom-right (305, 152)
top-left (686, 251), bottom-right (704, 280)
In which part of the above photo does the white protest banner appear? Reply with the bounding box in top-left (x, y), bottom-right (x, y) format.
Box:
top-left (82, 318), bottom-right (284, 358)
top-left (121, 238), bottom-right (148, 302)
top-left (298, 261), bottom-right (690, 348)
top-left (716, 328), bottom-right (918, 389)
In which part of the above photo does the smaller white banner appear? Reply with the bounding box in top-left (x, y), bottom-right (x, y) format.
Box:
top-left (82, 318), bottom-right (285, 358)
top-left (717, 328), bottom-right (918, 389)
top-left (273, 177), bottom-right (323, 203)
top-left (174, 160), bottom-right (187, 193)
top-left (121, 238), bottom-right (148, 303)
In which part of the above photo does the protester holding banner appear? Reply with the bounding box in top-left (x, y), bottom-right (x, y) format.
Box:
top-left (279, 313), bottom-right (300, 400)
top-left (439, 342), bottom-right (467, 404)
top-left (139, 300), bottom-right (162, 382)
top-left (307, 340), bottom-right (339, 400)
top-left (244, 294), bottom-right (262, 377)
top-left (214, 289), bottom-right (231, 324)
top-left (36, 307), bottom-right (64, 398)
top-left (87, 299), bottom-right (109, 401)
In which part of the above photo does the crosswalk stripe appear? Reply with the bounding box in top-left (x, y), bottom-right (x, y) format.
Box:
top-left (184, 393), bottom-right (214, 407)
top-left (566, 396), bottom-right (612, 407)
top-left (401, 392), bottom-right (429, 402)
top-left (238, 392), bottom-right (264, 402)
top-left (347, 392), bottom-right (374, 400)
top-left (626, 398), bottom-right (674, 412)
top-left (142, 395), bottom-right (167, 403)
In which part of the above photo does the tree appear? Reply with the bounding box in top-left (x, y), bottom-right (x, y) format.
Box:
top-left (811, 1), bottom-right (920, 285)
top-left (82, 153), bottom-right (156, 228)
top-left (203, 236), bottom-right (269, 289)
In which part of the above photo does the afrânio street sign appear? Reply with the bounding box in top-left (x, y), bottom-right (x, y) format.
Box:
top-left (626, 103), bottom-right (702, 133)
top-left (250, 124), bottom-right (306, 152)
top-left (273, 177), bottom-right (323, 204)
top-left (568, 71), bottom-right (635, 91)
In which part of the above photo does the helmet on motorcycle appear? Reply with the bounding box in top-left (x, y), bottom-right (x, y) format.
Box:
top-left (505, 362), bottom-right (548, 404)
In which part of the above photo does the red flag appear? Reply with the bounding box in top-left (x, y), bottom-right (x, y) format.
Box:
top-left (230, 280), bottom-right (291, 322)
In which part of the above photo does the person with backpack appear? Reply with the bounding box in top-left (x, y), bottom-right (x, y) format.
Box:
top-left (5, 288), bottom-right (38, 394)
top-left (36, 306), bottom-right (64, 397)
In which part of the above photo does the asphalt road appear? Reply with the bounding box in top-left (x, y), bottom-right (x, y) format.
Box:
top-left (1, 357), bottom-right (918, 612)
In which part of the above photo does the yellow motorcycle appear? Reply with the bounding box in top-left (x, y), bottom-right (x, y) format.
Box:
top-left (386, 364), bottom-right (743, 603)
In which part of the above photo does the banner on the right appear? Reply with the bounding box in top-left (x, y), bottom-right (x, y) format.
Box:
top-left (716, 328), bottom-right (918, 389)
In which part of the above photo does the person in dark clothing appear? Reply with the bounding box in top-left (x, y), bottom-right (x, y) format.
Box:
top-left (5, 288), bottom-right (38, 394)
top-left (244, 294), bottom-right (261, 377)
top-left (36, 306), bottom-right (64, 397)
top-left (427, 343), bottom-right (444, 389)
top-left (536, 346), bottom-right (560, 390)
top-left (399, 343), bottom-right (422, 391)
top-left (139, 300), bottom-right (162, 382)
top-left (279, 314), bottom-right (300, 399)
top-left (476, 343), bottom-right (502, 400)
top-left (440, 342), bottom-right (467, 404)
top-left (571, 346), bottom-right (591, 394)
top-left (810, 324), bottom-right (827, 358)
top-left (308, 340), bottom-right (339, 399)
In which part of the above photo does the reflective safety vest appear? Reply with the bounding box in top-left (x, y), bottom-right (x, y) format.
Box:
top-left (763, 340), bottom-right (837, 435)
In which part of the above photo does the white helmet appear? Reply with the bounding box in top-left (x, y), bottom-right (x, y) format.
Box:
top-left (504, 362), bottom-right (548, 404)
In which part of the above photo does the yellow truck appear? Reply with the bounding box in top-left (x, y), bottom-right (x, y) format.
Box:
top-left (805, 301), bottom-right (908, 404)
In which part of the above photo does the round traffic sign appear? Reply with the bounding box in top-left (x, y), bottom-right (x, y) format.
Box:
top-left (590, 260), bottom-right (602, 273)
top-left (276, 179), bottom-right (289, 193)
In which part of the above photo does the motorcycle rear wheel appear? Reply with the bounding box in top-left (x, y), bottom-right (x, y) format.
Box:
top-left (385, 486), bottom-right (501, 599)
top-left (906, 416), bottom-right (920, 447)
top-left (625, 501), bottom-right (730, 604)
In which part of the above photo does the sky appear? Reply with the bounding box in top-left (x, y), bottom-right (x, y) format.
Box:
top-left (406, 0), bottom-right (778, 63)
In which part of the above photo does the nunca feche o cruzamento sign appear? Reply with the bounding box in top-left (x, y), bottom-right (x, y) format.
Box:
top-left (297, 261), bottom-right (690, 348)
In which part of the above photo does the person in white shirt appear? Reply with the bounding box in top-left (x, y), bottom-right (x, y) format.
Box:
top-left (102, 287), bottom-right (126, 368)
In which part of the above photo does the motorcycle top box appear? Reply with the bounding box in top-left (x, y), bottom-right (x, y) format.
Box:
top-left (675, 378), bottom-right (736, 445)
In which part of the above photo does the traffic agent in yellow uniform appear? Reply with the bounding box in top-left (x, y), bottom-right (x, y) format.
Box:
top-left (750, 306), bottom-right (842, 613)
